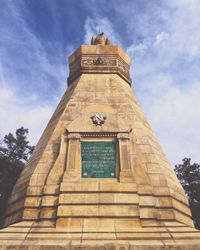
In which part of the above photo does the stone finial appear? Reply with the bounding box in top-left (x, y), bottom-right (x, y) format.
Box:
top-left (91, 32), bottom-right (110, 45)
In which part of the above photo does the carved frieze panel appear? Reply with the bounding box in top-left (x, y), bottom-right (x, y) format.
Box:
top-left (68, 54), bottom-right (131, 86)
top-left (81, 57), bottom-right (117, 67)
top-left (118, 60), bottom-right (130, 77)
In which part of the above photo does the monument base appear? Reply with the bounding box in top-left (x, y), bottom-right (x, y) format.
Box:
top-left (1, 221), bottom-right (200, 249)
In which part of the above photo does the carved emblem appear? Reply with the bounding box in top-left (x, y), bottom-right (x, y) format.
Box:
top-left (91, 113), bottom-right (107, 126)
top-left (93, 57), bottom-right (103, 65)
top-left (81, 56), bottom-right (116, 67)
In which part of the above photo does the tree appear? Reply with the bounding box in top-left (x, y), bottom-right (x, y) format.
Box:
top-left (175, 158), bottom-right (200, 229)
top-left (0, 127), bottom-right (34, 226)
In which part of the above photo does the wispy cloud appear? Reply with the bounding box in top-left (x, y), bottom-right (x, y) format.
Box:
top-left (84, 0), bottom-right (200, 165)
top-left (84, 16), bottom-right (122, 46)
top-left (0, 84), bottom-right (53, 144)
top-left (130, 0), bottom-right (200, 165)
top-left (0, 1), bottom-right (66, 102)
top-left (0, 0), bottom-right (66, 142)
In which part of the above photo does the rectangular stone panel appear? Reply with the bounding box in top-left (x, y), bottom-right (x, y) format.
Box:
top-left (40, 208), bottom-right (56, 219)
top-left (56, 218), bottom-right (83, 231)
top-left (115, 219), bottom-right (141, 231)
top-left (59, 194), bottom-right (85, 204)
top-left (98, 205), bottom-right (139, 217)
top-left (60, 182), bottom-right (99, 192)
top-left (100, 182), bottom-right (137, 192)
top-left (81, 141), bottom-right (116, 178)
top-left (23, 208), bottom-right (40, 220)
top-left (41, 196), bottom-right (58, 206)
top-left (57, 205), bottom-right (98, 217)
top-left (83, 218), bottom-right (115, 232)
top-left (116, 232), bottom-right (171, 240)
top-left (57, 205), bottom-right (139, 217)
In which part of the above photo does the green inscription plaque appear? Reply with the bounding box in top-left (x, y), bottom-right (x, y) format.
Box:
top-left (81, 141), bottom-right (116, 178)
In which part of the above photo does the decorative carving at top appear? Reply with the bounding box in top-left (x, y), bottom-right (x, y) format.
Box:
top-left (81, 57), bottom-right (116, 67)
top-left (91, 32), bottom-right (110, 45)
top-left (68, 54), bottom-right (131, 86)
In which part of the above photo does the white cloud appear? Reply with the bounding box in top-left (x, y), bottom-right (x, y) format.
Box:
top-left (137, 74), bottom-right (200, 165)
top-left (165, 0), bottom-right (200, 58)
top-left (0, 1), bottom-right (65, 145)
top-left (0, 1), bottom-right (66, 99)
top-left (84, 1), bottom-right (200, 165)
top-left (84, 16), bottom-right (122, 46)
top-left (0, 85), bottom-right (54, 145)
top-left (154, 31), bottom-right (169, 46)
top-left (127, 43), bottom-right (148, 55)
top-left (0, 87), bottom-right (12, 101)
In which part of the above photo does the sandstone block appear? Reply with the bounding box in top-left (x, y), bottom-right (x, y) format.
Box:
top-left (116, 232), bottom-right (171, 240)
top-left (85, 193), bottom-right (99, 203)
top-left (115, 219), bottom-right (141, 232)
top-left (56, 218), bottom-right (83, 231)
top-left (139, 195), bottom-right (155, 206)
top-left (114, 193), bottom-right (138, 204)
top-left (83, 218), bottom-right (115, 232)
top-left (26, 186), bottom-right (43, 196)
top-left (99, 205), bottom-right (139, 217)
top-left (29, 173), bottom-right (47, 186)
top-left (139, 208), bottom-right (156, 219)
top-left (41, 196), bottom-right (58, 206)
top-left (40, 208), bottom-right (56, 219)
top-left (43, 185), bottom-right (59, 195)
top-left (23, 209), bottom-right (39, 220)
top-left (60, 182), bottom-right (99, 192)
top-left (59, 193), bottom-right (85, 204)
top-left (99, 193), bottom-right (114, 203)
top-left (57, 205), bottom-right (98, 217)
top-left (100, 183), bottom-right (137, 192)
top-left (24, 197), bottom-right (41, 207)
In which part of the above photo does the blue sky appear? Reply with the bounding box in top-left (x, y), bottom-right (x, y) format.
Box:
top-left (0, 0), bottom-right (200, 165)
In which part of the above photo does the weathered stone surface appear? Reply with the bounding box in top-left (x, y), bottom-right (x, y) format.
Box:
top-left (0, 35), bottom-right (200, 248)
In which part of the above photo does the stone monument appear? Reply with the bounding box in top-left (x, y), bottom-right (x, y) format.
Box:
top-left (0, 33), bottom-right (200, 249)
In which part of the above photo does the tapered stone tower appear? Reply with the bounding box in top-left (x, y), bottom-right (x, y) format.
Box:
top-left (0, 33), bottom-right (200, 249)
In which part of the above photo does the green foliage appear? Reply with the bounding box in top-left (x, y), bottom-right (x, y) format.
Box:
top-left (0, 127), bottom-right (34, 226)
top-left (0, 127), bottom-right (34, 163)
top-left (175, 158), bottom-right (200, 229)
top-left (175, 158), bottom-right (200, 204)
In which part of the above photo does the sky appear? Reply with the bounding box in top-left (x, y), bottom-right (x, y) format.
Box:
top-left (0, 0), bottom-right (200, 166)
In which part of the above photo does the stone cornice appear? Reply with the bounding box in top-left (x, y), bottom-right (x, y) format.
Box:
top-left (67, 46), bottom-right (132, 86)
